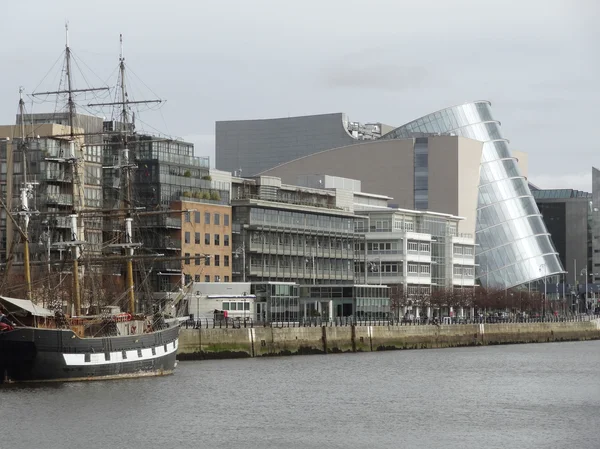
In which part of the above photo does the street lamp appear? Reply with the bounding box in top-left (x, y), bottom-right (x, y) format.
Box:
top-left (580, 269), bottom-right (598, 313)
top-left (305, 255), bottom-right (316, 284)
top-left (369, 258), bottom-right (382, 285)
top-left (233, 239), bottom-right (246, 282)
top-left (539, 263), bottom-right (547, 318)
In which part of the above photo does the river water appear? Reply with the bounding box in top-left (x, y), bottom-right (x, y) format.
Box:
top-left (2, 341), bottom-right (600, 449)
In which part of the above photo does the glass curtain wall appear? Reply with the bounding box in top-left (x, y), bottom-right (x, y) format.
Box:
top-left (382, 101), bottom-right (563, 288)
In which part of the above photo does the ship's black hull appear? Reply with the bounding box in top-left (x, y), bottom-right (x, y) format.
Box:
top-left (0, 324), bottom-right (180, 383)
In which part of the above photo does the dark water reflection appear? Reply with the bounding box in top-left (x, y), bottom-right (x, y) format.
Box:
top-left (2, 341), bottom-right (600, 449)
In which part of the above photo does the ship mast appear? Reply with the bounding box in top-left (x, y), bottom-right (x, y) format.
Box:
top-left (32, 23), bottom-right (109, 316)
top-left (18, 87), bottom-right (33, 301)
top-left (120, 35), bottom-right (136, 315)
top-left (90, 34), bottom-right (161, 315)
top-left (64, 23), bottom-right (83, 316)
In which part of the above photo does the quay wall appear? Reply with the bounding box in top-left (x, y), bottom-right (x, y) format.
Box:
top-left (176, 319), bottom-right (600, 360)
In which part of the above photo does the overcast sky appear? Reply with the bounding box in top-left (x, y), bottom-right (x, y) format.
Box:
top-left (1, 0), bottom-right (598, 191)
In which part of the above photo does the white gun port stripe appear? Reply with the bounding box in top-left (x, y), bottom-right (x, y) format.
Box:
top-left (62, 340), bottom-right (178, 366)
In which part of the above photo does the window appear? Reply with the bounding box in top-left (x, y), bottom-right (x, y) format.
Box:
top-left (204, 212), bottom-right (210, 225)
top-left (224, 214), bottom-right (229, 226)
top-left (104, 352), bottom-right (110, 361)
top-left (194, 211), bottom-right (200, 223)
top-left (222, 302), bottom-right (229, 310)
top-left (184, 232), bottom-right (190, 244)
top-left (85, 353), bottom-right (91, 363)
top-left (214, 275), bottom-right (220, 282)
top-left (205, 275), bottom-right (210, 282)
top-left (420, 264), bottom-right (430, 274)
top-left (408, 242), bottom-right (418, 252)
top-left (205, 233), bottom-right (210, 245)
top-left (195, 253), bottom-right (201, 265)
top-left (195, 274), bottom-right (201, 282)
top-left (185, 274), bottom-right (192, 284)
top-left (214, 234), bottom-right (220, 246)
top-left (122, 351), bottom-right (127, 360)
top-left (137, 349), bottom-right (143, 358)
top-left (214, 255), bottom-right (220, 266)
top-left (464, 247), bottom-right (474, 256)
top-left (404, 222), bottom-right (414, 231)
top-left (185, 211), bottom-right (191, 223)
top-left (408, 263), bottom-right (418, 273)
top-left (224, 276), bottom-right (230, 282)
top-left (229, 301), bottom-right (236, 310)
top-left (195, 232), bottom-right (200, 244)
top-left (454, 246), bottom-right (464, 255)
top-left (214, 213), bottom-right (220, 225)
top-left (205, 255), bottom-right (211, 266)
top-left (224, 235), bottom-right (230, 246)
top-left (224, 255), bottom-right (229, 267)
top-left (419, 242), bottom-right (430, 252)
top-left (152, 348), bottom-right (156, 356)
top-left (184, 253), bottom-right (190, 265)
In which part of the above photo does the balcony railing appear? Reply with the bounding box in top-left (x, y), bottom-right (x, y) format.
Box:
top-left (43, 194), bottom-right (72, 206)
top-left (145, 237), bottom-right (181, 250)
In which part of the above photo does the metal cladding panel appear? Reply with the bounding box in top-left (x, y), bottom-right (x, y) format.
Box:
top-left (382, 101), bottom-right (563, 288)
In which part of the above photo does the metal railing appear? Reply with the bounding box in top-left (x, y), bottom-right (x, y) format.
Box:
top-left (180, 313), bottom-right (599, 329)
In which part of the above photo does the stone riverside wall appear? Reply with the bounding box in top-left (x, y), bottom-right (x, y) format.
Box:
top-left (176, 320), bottom-right (600, 360)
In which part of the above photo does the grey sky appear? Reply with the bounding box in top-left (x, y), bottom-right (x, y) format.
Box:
top-left (1, 0), bottom-right (598, 190)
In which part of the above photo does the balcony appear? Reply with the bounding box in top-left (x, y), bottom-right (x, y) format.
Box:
top-left (43, 194), bottom-right (72, 206)
top-left (145, 237), bottom-right (181, 250)
top-left (155, 260), bottom-right (182, 272)
top-left (42, 171), bottom-right (72, 183)
top-left (138, 215), bottom-right (182, 229)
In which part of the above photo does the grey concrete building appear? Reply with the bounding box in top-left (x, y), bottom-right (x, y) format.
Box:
top-left (216, 113), bottom-right (394, 176)
top-left (530, 187), bottom-right (591, 286)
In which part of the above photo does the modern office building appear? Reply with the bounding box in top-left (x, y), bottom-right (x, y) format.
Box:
top-left (98, 135), bottom-right (231, 301)
top-left (530, 186), bottom-right (591, 286)
top-left (0, 123), bottom-right (103, 265)
top-left (591, 168), bottom-right (600, 286)
top-left (354, 207), bottom-right (476, 297)
top-left (229, 175), bottom-right (359, 284)
top-left (216, 113), bottom-right (394, 176)
top-left (249, 102), bottom-right (562, 289)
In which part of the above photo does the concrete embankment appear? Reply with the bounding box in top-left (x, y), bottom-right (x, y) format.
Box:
top-left (176, 319), bottom-right (600, 360)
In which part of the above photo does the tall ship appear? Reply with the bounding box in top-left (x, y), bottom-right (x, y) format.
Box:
top-left (0, 27), bottom-right (182, 383)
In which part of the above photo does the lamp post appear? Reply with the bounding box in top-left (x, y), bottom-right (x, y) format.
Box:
top-left (369, 258), bottom-right (382, 285)
top-left (539, 263), bottom-right (547, 318)
top-left (233, 239), bottom-right (246, 282)
top-left (580, 269), bottom-right (598, 313)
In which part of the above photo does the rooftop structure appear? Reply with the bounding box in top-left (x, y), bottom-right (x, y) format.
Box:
top-left (216, 113), bottom-right (394, 176)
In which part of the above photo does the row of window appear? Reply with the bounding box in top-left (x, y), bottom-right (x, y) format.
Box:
top-left (185, 211), bottom-right (230, 226)
top-left (453, 246), bottom-right (474, 256)
top-left (407, 242), bottom-right (430, 252)
top-left (186, 274), bottom-right (230, 283)
top-left (222, 302), bottom-right (251, 311)
top-left (184, 254), bottom-right (230, 267)
top-left (407, 263), bottom-right (431, 274)
top-left (184, 232), bottom-right (230, 246)
top-left (453, 266), bottom-right (475, 277)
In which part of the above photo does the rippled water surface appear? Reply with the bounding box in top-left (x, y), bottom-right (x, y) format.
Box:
top-left (2, 341), bottom-right (600, 449)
